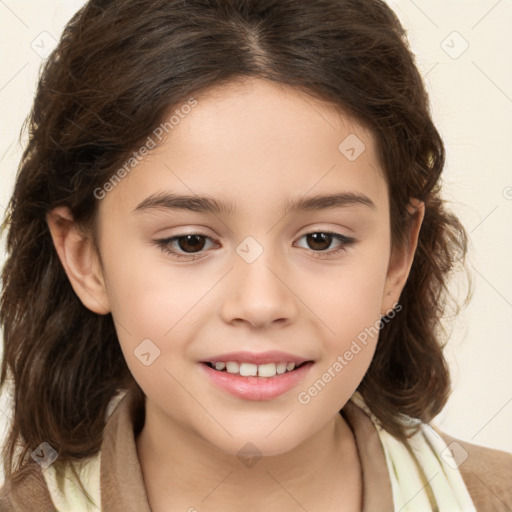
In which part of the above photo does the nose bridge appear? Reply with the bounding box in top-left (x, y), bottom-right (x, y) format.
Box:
top-left (221, 235), bottom-right (296, 327)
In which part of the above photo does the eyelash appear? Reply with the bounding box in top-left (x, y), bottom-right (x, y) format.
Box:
top-left (153, 231), bottom-right (356, 260)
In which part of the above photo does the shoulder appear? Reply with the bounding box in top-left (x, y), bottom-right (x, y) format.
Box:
top-left (0, 389), bottom-right (132, 512)
top-left (0, 461), bottom-right (57, 512)
top-left (435, 427), bottom-right (512, 511)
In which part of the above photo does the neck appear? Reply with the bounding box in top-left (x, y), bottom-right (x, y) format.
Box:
top-left (135, 399), bottom-right (362, 512)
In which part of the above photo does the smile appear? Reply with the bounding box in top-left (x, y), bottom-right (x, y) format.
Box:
top-left (200, 360), bottom-right (314, 401)
top-left (205, 361), bottom-right (305, 377)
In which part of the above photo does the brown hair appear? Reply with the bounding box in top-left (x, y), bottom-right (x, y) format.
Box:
top-left (1, 0), bottom-right (471, 480)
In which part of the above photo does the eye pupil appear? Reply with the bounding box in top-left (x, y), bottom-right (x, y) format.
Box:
top-left (178, 234), bottom-right (206, 253)
top-left (307, 232), bottom-right (332, 251)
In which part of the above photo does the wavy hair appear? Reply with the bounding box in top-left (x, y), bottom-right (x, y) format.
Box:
top-left (1, 0), bottom-right (471, 480)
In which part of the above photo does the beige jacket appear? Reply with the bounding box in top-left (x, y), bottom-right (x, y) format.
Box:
top-left (1, 388), bottom-right (511, 511)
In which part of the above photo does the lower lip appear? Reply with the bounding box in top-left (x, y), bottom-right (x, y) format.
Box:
top-left (199, 362), bottom-right (314, 401)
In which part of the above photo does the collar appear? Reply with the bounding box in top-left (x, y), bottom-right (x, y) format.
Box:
top-left (99, 387), bottom-right (394, 512)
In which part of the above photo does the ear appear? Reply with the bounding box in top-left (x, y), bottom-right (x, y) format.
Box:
top-left (46, 206), bottom-right (111, 315)
top-left (381, 198), bottom-right (425, 315)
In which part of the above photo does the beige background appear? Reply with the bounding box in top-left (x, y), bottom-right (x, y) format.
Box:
top-left (1, 0), bottom-right (511, 484)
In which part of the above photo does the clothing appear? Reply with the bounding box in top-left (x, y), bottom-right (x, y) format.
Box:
top-left (1, 388), bottom-right (511, 511)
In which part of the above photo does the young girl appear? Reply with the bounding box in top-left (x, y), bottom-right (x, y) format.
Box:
top-left (1, 0), bottom-right (511, 510)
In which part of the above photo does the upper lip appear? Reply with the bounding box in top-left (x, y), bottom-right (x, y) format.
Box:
top-left (200, 351), bottom-right (312, 365)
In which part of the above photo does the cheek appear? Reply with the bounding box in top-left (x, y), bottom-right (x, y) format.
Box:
top-left (101, 258), bottom-right (199, 396)
top-left (104, 272), bottom-right (210, 378)
top-left (312, 248), bottom-right (390, 341)
top-left (100, 227), bottom-right (205, 333)
top-left (296, 261), bottom-right (388, 415)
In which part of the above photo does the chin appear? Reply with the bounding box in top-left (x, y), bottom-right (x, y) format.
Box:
top-left (204, 427), bottom-right (307, 460)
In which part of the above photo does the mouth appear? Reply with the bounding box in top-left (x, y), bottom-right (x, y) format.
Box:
top-left (202, 360), bottom-right (311, 378)
top-left (198, 351), bottom-right (314, 400)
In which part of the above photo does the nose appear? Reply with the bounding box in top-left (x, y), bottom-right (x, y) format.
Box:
top-left (220, 247), bottom-right (298, 329)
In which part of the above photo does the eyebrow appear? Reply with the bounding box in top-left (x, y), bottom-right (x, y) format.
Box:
top-left (133, 191), bottom-right (376, 216)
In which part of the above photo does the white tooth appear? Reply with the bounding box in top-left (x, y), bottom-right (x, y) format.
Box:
top-left (214, 362), bottom-right (226, 371)
top-left (276, 362), bottom-right (287, 375)
top-left (239, 363), bottom-right (258, 377)
top-left (226, 361), bottom-right (239, 374)
top-left (286, 362), bottom-right (296, 372)
top-left (258, 363), bottom-right (277, 377)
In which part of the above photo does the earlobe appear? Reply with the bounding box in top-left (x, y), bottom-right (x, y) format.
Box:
top-left (381, 199), bottom-right (425, 315)
top-left (46, 206), bottom-right (111, 315)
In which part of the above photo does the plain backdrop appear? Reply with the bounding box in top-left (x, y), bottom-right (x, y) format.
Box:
top-left (0, 0), bottom-right (511, 485)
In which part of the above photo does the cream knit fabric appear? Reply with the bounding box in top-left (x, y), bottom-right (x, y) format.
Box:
top-left (350, 391), bottom-right (476, 511)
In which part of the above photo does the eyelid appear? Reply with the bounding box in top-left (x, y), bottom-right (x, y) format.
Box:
top-left (153, 229), bottom-right (357, 260)
top-left (153, 232), bottom-right (218, 260)
top-left (293, 231), bottom-right (356, 259)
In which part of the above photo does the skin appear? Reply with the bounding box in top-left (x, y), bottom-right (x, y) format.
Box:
top-left (47, 77), bottom-right (424, 512)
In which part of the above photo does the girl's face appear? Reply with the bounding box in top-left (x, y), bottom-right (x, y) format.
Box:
top-left (60, 78), bottom-right (422, 457)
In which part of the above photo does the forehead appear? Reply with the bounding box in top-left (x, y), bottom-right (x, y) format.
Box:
top-left (100, 77), bottom-right (388, 216)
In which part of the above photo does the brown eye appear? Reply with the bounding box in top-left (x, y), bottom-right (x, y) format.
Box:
top-left (306, 232), bottom-right (333, 251)
top-left (295, 231), bottom-right (357, 258)
top-left (154, 233), bottom-right (217, 260)
top-left (176, 234), bottom-right (207, 253)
